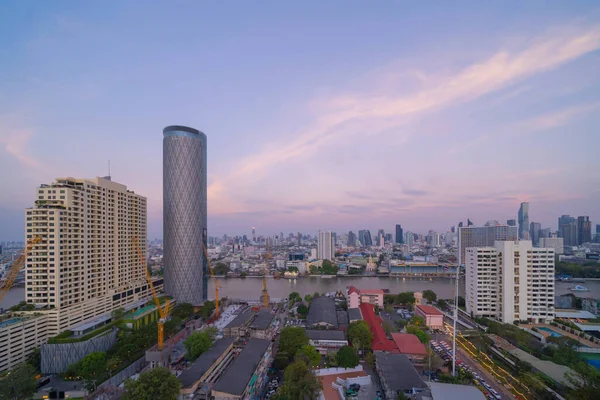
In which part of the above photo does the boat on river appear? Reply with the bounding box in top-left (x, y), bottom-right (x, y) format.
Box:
top-left (569, 285), bottom-right (590, 292)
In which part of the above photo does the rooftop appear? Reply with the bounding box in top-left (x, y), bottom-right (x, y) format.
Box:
top-left (178, 338), bottom-right (235, 389)
top-left (348, 308), bottom-right (362, 321)
top-left (391, 333), bottom-right (427, 356)
top-left (306, 330), bottom-right (347, 341)
top-left (427, 382), bottom-right (486, 400)
top-left (307, 297), bottom-right (338, 327)
top-left (360, 289), bottom-right (384, 295)
top-left (225, 310), bottom-right (255, 329)
top-left (416, 305), bottom-right (443, 316)
top-left (374, 351), bottom-right (427, 392)
top-left (213, 338), bottom-right (271, 396)
top-left (319, 370), bottom-right (368, 400)
top-left (348, 286), bottom-right (359, 295)
top-left (555, 310), bottom-right (596, 319)
top-left (249, 310), bottom-right (275, 330)
top-left (360, 303), bottom-right (397, 352)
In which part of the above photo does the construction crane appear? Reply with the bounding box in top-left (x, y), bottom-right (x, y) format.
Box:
top-left (261, 238), bottom-right (271, 308)
top-left (133, 236), bottom-right (170, 351)
top-left (201, 243), bottom-right (220, 319)
top-left (0, 236), bottom-right (42, 305)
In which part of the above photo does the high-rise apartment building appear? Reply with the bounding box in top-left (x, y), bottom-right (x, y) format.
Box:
top-left (595, 225), bottom-right (600, 244)
top-left (317, 231), bottom-right (334, 260)
top-left (458, 225), bottom-right (518, 264)
top-left (395, 224), bottom-right (404, 244)
top-left (465, 241), bottom-right (554, 324)
top-left (558, 215), bottom-right (574, 232)
top-left (163, 125), bottom-right (207, 306)
top-left (530, 222), bottom-right (541, 246)
top-left (347, 231), bottom-right (357, 247)
top-left (518, 202), bottom-right (529, 239)
top-left (25, 176), bottom-right (156, 334)
top-left (561, 222), bottom-right (578, 247)
top-left (405, 232), bottom-right (415, 246)
top-left (577, 216), bottom-right (592, 245)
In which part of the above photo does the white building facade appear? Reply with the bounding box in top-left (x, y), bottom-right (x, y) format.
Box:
top-left (317, 231), bottom-right (334, 261)
top-left (465, 240), bottom-right (554, 324)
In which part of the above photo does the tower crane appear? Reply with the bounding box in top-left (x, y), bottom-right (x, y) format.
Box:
top-left (133, 236), bottom-right (170, 351)
top-left (201, 243), bottom-right (220, 319)
top-left (0, 236), bottom-right (42, 305)
top-left (261, 238), bottom-right (271, 308)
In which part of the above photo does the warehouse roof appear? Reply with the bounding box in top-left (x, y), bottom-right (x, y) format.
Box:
top-left (307, 296), bottom-right (338, 327)
top-left (306, 330), bottom-right (347, 341)
top-left (178, 338), bottom-right (235, 389)
top-left (225, 310), bottom-right (255, 329)
top-left (374, 351), bottom-right (427, 392)
top-left (428, 382), bottom-right (486, 400)
top-left (250, 310), bottom-right (275, 330)
top-left (416, 305), bottom-right (443, 316)
top-left (348, 308), bottom-right (362, 321)
top-left (213, 338), bottom-right (271, 396)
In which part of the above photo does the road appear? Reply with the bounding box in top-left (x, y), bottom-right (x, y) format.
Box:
top-left (431, 332), bottom-right (514, 400)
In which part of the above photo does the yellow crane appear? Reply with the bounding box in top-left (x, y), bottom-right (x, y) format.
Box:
top-left (261, 239), bottom-right (271, 308)
top-left (201, 243), bottom-right (220, 319)
top-left (0, 236), bottom-right (42, 305)
top-left (133, 236), bottom-right (170, 351)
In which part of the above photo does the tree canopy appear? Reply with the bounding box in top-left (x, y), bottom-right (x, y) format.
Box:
top-left (336, 346), bottom-right (360, 368)
top-left (213, 262), bottom-right (230, 276)
top-left (172, 302), bottom-right (194, 319)
top-left (199, 300), bottom-right (216, 319)
top-left (297, 304), bottom-right (308, 316)
top-left (410, 315), bottom-right (426, 327)
top-left (422, 290), bottom-right (437, 304)
top-left (79, 351), bottom-right (107, 382)
top-left (0, 363), bottom-right (38, 400)
top-left (396, 292), bottom-right (416, 305)
top-left (406, 326), bottom-right (430, 344)
top-left (289, 292), bottom-right (302, 302)
top-left (122, 367), bottom-right (180, 400)
top-left (279, 327), bottom-right (309, 359)
top-left (304, 294), bottom-right (312, 303)
top-left (346, 321), bottom-right (373, 351)
top-left (296, 345), bottom-right (321, 367)
top-left (278, 360), bottom-right (322, 400)
top-left (184, 331), bottom-right (213, 360)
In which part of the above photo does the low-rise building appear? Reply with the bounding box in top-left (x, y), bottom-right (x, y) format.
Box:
top-left (212, 338), bottom-right (272, 400)
top-left (415, 305), bottom-right (444, 330)
top-left (390, 333), bottom-right (427, 365)
top-left (248, 310), bottom-right (275, 339)
top-left (425, 382), bottom-right (486, 400)
top-left (582, 298), bottom-right (600, 317)
top-left (347, 286), bottom-right (360, 309)
top-left (348, 308), bottom-right (363, 323)
top-left (307, 297), bottom-right (338, 329)
top-left (306, 330), bottom-right (348, 354)
top-left (222, 310), bottom-right (255, 338)
top-left (360, 289), bottom-right (384, 308)
top-left (375, 351), bottom-right (427, 399)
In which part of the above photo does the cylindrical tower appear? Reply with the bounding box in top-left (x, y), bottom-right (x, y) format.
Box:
top-left (163, 125), bottom-right (207, 306)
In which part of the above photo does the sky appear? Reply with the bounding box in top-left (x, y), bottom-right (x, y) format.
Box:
top-left (1, 1), bottom-right (600, 240)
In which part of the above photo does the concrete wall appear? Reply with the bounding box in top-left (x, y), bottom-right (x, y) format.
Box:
top-left (41, 329), bottom-right (117, 374)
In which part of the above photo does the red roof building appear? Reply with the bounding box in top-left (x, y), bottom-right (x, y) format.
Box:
top-left (390, 333), bottom-right (427, 365)
top-left (347, 286), bottom-right (360, 295)
top-left (359, 303), bottom-right (398, 352)
top-left (415, 305), bottom-right (444, 330)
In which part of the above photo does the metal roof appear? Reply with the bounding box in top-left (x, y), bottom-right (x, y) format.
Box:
top-left (374, 351), bottom-right (427, 391)
top-left (555, 310), bottom-right (596, 319)
top-left (337, 311), bottom-right (349, 326)
top-left (178, 338), bottom-right (235, 389)
top-left (348, 308), bottom-right (363, 321)
top-left (250, 310), bottom-right (274, 330)
top-left (306, 296), bottom-right (338, 327)
top-left (225, 310), bottom-right (255, 329)
top-left (213, 338), bottom-right (271, 396)
top-left (306, 329), bottom-right (347, 341)
top-left (428, 382), bottom-right (486, 400)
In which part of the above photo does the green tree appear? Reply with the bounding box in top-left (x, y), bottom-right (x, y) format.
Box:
top-left (172, 302), bottom-right (194, 319)
top-left (304, 294), bottom-right (312, 303)
top-left (346, 321), bottom-right (373, 351)
top-left (213, 262), bottom-right (230, 276)
top-left (297, 304), bottom-right (308, 316)
top-left (336, 346), bottom-right (359, 368)
top-left (78, 351), bottom-right (107, 383)
top-left (406, 326), bottom-right (430, 344)
top-left (111, 307), bottom-right (126, 321)
top-left (396, 393), bottom-right (408, 400)
top-left (382, 320), bottom-right (394, 334)
top-left (26, 347), bottom-right (41, 372)
top-left (422, 290), bottom-right (437, 304)
top-left (289, 292), bottom-right (302, 302)
top-left (279, 361), bottom-right (321, 400)
top-left (396, 292), bottom-right (415, 306)
top-left (279, 327), bottom-right (309, 359)
top-left (437, 299), bottom-right (448, 310)
top-left (122, 366), bottom-right (180, 400)
top-left (240, 271), bottom-right (247, 278)
top-left (184, 331), bottom-right (212, 360)
top-left (313, 291), bottom-right (320, 299)
top-left (288, 266), bottom-right (299, 273)
top-left (204, 326), bottom-right (219, 340)
top-left (0, 363), bottom-right (38, 400)
top-left (273, 352), bottom-right (291, 370)
top-left (365, 352), bottom-right (376, 369)
top-left (395, 318), bottom-right (408, 330)
top-left (296, 345), bottom-right (321, 367)
top-left (410, 315), bottom-right (425, 327)
top-left (199, 300), bottom-right (216, 319)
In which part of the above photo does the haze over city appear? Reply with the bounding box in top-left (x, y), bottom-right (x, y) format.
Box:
top-left (1, 1), bottom-right (599, 240)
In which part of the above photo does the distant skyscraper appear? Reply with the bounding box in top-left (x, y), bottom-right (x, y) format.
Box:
top-left (347, 231), bottom-right (357, 247)
top-left (358, 230), bottom-right (373, 246)
top-left (395, 224), bottom-right (404, 244)
top-left (530, 222), bottom-right (541, 246)
top-left (458, 222), bottom-right (463, 228)
top-left (577, 216), bottom-right (592, 245)
top-left (507, 219), bottom-right (516, 227)
top-left (405, 232), bottom-right (415, 246)
top-left (385, 233), bottom-right (393, 243)
top-left (594, 224), bottom-right (600, 243)
top-left (518, 202), bottom-right (529, 239)
top-left (297, 231), bottom-right (301, 246)
top-left (163, 125), bottom-right (207, 306)
top-left (458, 224), bottom-right (518, 264)
top-left (317, 231), bottom-right (334, 260)
top-left (539, 228), bottom-right (551, 239)
top-left (467, 219), bottom-right (474, 226)
top-left (451, 226), bottom-right (456, 233)
top-left (252, 226), bottom-right (256, 242)
top-left (558, 215), bottom-right (574, 234)
top-left (561, 222), bottom-right (578, 247)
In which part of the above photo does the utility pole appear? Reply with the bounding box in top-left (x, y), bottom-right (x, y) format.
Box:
top-left (453, 229), bottom-right (461, 376)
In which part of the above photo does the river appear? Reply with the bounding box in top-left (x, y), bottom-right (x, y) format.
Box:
top-left (2, 278), bottom-right (598, 309)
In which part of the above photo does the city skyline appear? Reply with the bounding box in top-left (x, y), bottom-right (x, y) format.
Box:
top-left (1, 2), bottom-right (600, 240)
